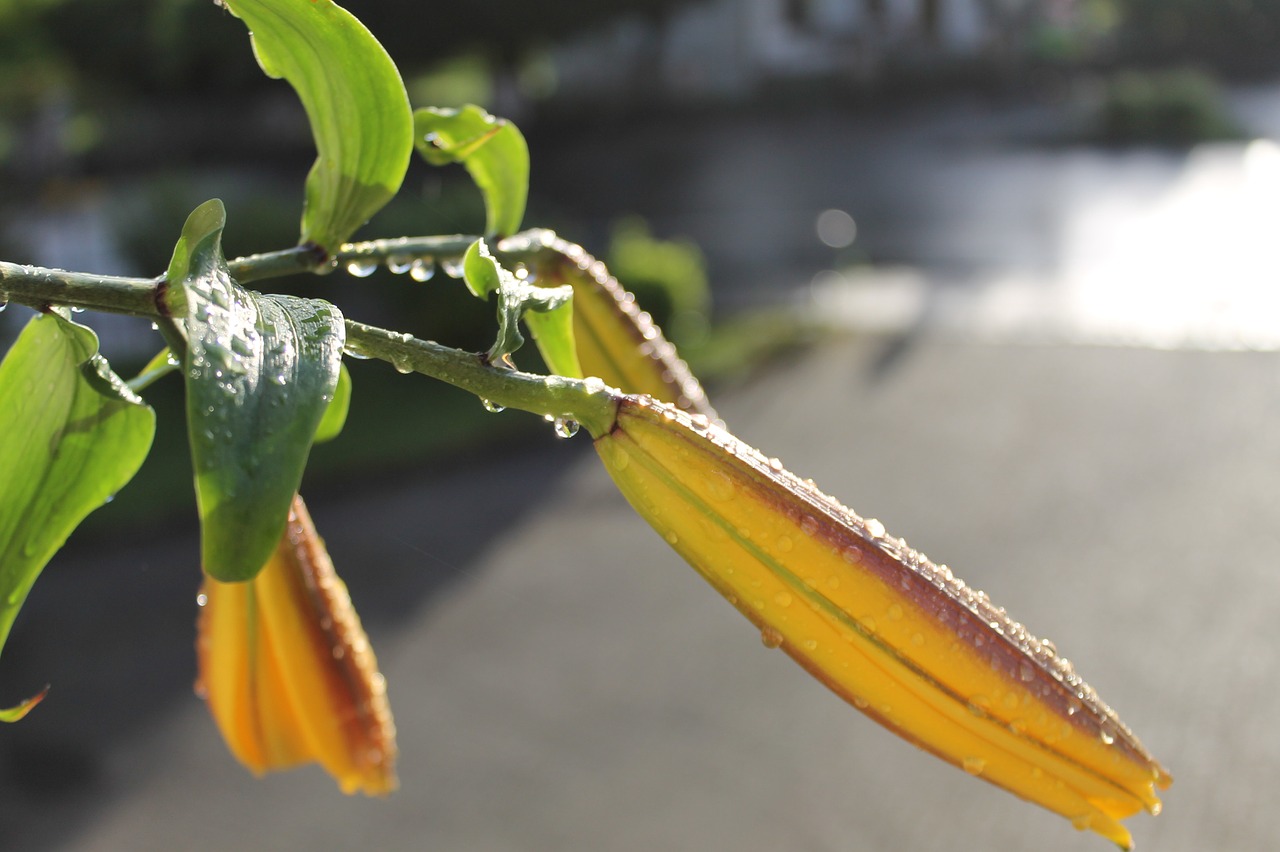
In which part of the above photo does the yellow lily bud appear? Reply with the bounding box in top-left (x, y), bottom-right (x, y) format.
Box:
top-left (196, 495), bottom-right (396, 795)
top-left (595, 394), bottom-right (1170, 849)
top-left (523, 234), bottom-right (714, 418)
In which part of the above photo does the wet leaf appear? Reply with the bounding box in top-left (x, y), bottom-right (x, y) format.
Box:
top-left (0, 313), bottom-right (155, 702)
top-left (221, 0), bottom-right (413, 253)
top-left (166, 200), bottom-right (344, 582)
top-left (414, 105), bottom-right (528, 237)
top-left (463, 239), bottom-right (579, 375)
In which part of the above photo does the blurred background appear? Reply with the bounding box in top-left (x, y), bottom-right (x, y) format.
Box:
top-left (2, 0), bottom-right (1280, 849)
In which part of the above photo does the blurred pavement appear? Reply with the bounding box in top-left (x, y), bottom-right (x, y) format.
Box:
top-left (3, 334), bottom-right (1277, 851)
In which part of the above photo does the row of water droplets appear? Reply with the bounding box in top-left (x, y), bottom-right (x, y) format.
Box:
top-left (337, 252), bottom-right (467, 282)
top-left (331, 249), bottom-right (584, 442)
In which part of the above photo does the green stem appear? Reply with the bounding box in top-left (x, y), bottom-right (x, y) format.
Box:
top-left (343, 321), bottom-right (616, 436)
top-left (229, 235), bottom-right (480, 283)
top-left (0, 259), bottom-right (618, 438)
top-left (0, 262), bottom-right (160, 317)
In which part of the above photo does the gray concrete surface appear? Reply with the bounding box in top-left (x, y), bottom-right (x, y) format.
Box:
top-left (3, 336), bottom-right (1278, 850)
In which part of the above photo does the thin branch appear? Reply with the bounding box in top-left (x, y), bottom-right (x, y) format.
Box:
top-left (0, 258), bottom-right (618, 438)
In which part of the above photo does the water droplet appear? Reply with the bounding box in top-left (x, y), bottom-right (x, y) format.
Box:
top-left (827, 574), bottom-right (841, 589)
top-left (963, 756), bottom-right (986, 776)
top-left (392, 357), bottom-right (413, 374)
top-left (773, 591), bottom-right (793, 607)
top-left (70, 306), bottom-right (84, 313)
top-left (409, 257), bottom-right (436, 282)
top-left (802, 639), bottom-right (818, 651)
top-left (707, 472), bottom-right (736, 501)
top-left (841, 546), bottom-right (861, 565)
top-left (760, 626), bottom-right (784, 649)
top-left (553, 417), bottom-right (580, 439)
top-left (1148, 801), bottom-right (1162, 817)
top-left (852, 695), bottom-right (869, 709)
top-left (1071, 814), bottom-right (1093, 832)
top-left (911, 632), bottom-right (925, 647)
top-left (664, 531), bottom-right (679, 545)
top-left (196, 593), bottom-right (208, 607)
top-left (776, 536), bottom-right (793, 553)
top-left (0, 301), bottom-right (7, 313)
top-left (440, 255), bottom-right (465, 278)
top-left (386, 254), bottom-right (413, 274)
top-left (887, 603), bottom-right (903, 621)
top-left (332, 645), bottom-right (346, 660)
top-left (1100, 729), bottom-right (1115, 746)
top-left (103, 493), bottom-right (115, 504)
top-left (481, 399), bottom-right (506, 413)
top-left (346, 258), bottom-right (378, 278)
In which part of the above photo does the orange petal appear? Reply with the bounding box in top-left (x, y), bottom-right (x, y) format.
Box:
top-left (596, 394), bottom-right (1169, 848)
top-left (197, 494), bottom-right (396, 795)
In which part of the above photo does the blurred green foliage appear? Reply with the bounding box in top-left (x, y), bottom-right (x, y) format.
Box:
top-left (606, 216), bottom-right (710, 347)
top-left (1095, 67), bottom-right (1240, 144)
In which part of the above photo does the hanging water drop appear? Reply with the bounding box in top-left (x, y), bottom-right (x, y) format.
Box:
top-left (440, 255), bottom-right (465, 278)
top-left (392, 356), bottom-right (413, 374)
top-left (760, 626), bottom-right (784, 649)
top-left (553, 417), bottom-right (580, 439)
top-left (70, 305), bottom-right (84, 313)
top-left (409, 257), bottom-right (436, 282)
top-left (196, 593), bottom-right (209, 607)
top-left (962, 756), bottom-right (986, 776)
top-left (481, 398), bottom-right (506, 413)
top-left (386, 254), bottom-right (413, 274)
top-left (346, 258), bottom-right (378, 278)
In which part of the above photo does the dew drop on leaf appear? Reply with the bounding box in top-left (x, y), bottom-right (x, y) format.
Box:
top-left (481, 398), bottom-right (505, 413)
top-left (386, 254), bottom-right (413, 274)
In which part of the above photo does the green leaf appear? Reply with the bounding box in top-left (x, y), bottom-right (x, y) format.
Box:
top-left (414, 105), bottom-right (529, 237)
top-left (314, 361), bottom-right (351, 444)
top-left (0, 313), bottom-right (156, 702)
top-left (524, 300), bottom-right (583, 380)
top-left (221, 0), bottom-right (413, 254)
top-left (462, 239), bottom-right (580, 376)
top-left (166, 200), bottom-right (345, 582)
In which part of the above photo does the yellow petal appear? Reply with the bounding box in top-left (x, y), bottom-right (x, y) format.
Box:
top-left (197, 494), bottom-right (397, 795)
top-left (595, 394), bottom-right (1170, 848)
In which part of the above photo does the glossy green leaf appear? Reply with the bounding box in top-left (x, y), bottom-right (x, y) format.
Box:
top-left (414, 105), bottom-right (528, 237)
top-left (166, 200), bottom-right (345, 582)
top-left (314, 361), bottom-right (351, 444)
top-left (463, 239), bottom-right (579, 375)
top-left (222, 0), bottom-right (413, 253)
top-left (0, 312), bottom-right (155, 706)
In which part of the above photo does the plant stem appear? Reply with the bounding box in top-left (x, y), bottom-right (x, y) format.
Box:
top-left (229, 235), bottom-right (480, 283)
top-left (0, 259), bottom-right (618, 437)
top-left (343, 321), bottom-right (616, 436)
top-left (0, 262), bottom-right (160, 317)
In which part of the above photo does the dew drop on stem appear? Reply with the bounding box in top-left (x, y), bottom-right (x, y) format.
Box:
top-left (440, 255), bottom-right (465, 279)
top-left (409, 257), bottom-right (435, 282)
top-left (346, 258), bottom-right (378, 278)
top-left (552, 417), bottom-right (580, 439)
top-left (386, 254), bottom-right (413, 274)
top-left (481, 399), bottom-right (506, 413)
